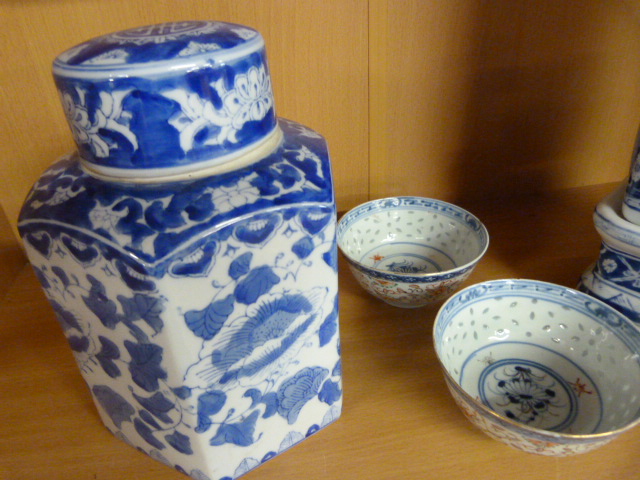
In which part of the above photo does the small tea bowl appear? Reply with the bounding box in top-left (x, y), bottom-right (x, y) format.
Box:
top-left (433, 279), bottom-right (640, 456)
top-left (337, 197), bottom-right (489, 308)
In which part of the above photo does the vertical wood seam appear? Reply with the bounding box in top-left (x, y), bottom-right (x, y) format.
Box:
top-left (368, 0), bottom-right (389, 202)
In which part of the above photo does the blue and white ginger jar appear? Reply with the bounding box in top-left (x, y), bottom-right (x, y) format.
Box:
top-left (18, 21), bottom-right (342, 480)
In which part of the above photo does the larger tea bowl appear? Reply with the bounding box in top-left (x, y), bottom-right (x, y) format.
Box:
top-left (337, 197), bottom-right (489, 308)
top-left (433, 279), bottom-right (640, 456)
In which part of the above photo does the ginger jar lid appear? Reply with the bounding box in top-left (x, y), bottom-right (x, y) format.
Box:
top-left (53, 21), bottom-right (279, 181)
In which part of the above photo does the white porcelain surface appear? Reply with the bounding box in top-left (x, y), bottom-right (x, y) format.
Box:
top-left (434, 279), bottom-right (640, 456)
top-left (337, 197), bottom-right (488, 308)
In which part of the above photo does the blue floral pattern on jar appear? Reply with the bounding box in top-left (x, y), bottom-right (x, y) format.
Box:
top-left (19, 118), bottom-right (341, 480)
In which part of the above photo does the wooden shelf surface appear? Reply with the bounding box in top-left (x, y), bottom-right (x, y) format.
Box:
top-left (1, 182), bottom-right (639, 480)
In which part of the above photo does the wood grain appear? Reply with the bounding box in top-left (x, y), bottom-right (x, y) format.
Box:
top-left (369, 1), bottom-right (640, 204)
top-left (2, 182), bottom-right (640, 479)
top-left (0, 204), bottom-right (25, 301)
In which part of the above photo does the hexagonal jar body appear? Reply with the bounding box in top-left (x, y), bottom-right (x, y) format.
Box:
top-left (18, 21), bottom-right (341, 480)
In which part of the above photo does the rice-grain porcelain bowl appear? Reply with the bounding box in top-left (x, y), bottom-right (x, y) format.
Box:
top-left (337, 197), bottom-right (489, 308)
top-left (433, 279), bottom-right (640, 456)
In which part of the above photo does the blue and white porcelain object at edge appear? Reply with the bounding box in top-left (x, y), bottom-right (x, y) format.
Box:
top-left (579, 182), bottom-right (640, 323)
top-left (433, 279), bottom-right (640, 456)
top-left (622, 124), bottom-right (640, 225)
top-left (18, 21), bottom-right (342, 480)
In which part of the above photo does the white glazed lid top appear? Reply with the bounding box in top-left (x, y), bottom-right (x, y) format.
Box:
top-left (53, 21), bottom-right (263, 76)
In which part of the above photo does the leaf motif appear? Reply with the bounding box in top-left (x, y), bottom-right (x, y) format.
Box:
top-left (277, 367), bottom-right (328, 424)
top-left (284, 152), bottom-right (326, 189)
top-left (61, 235), bottom-right (98, 264)
top-left (241, 389), bottom-right (278, 418)
top-left (291, 236), bottom-right (314, 259)
top-left (111, 198), bottom-right (154, 248)
top-left (82, 275), bottom-right (121, 329)
top-left (318, 380), bottom-right (342, 405)
top-left (119, 294), bottom-right (165, 334)
top-left (92, 385), bottom-right (135, 428)
top-left (170, 241), bottom-right (217, 277)
top-left (250, 169), bottom-right (279, 196)
top-left (119, 295), bottom-right (140, 321)
top-left (163, 90), bottom-right (213, 152)
top-left (172, 386), bottom-right (192, 400)
top-left (68, 335), bottom-right (89, 352)
top-left (195, 390), bottom-right (227, 434)
top-left (209, 410), bottom-right (260, 447)
top-left (114, 259), bottom-right (155, 292)
top-left (184, 193), bottom-right (214, 222)
top-left (125, 340), bottom-right (167, 392)
top-left (243, 388), bottom-right (262, 408)
top-left (319, 294), bottom-right (339, 347)
top-left (132, 391), bottom-right (175, 424)
top-left (322, 405), bottom-right (341, 427)
top-left (322, 242), bottom-right (338, 272)
top-left (279, 431), bottom-right (304, 452)
top-left (50, 300), bottom-right (81, 331)
top-left (145, 200), bottom-right (187, 230)
top-left (52, 266), bottom-right (70, 288)
top-left (25, 233), bottom-right (51, 257)
top-left (139, 409), bottom-right (162, 429)
top-left (185, 294), bottom-right (234, 340)
top-left (97, 335), bottom-right (120, 359)
top-left (261, 392), bottom-right (278, 419)
top-left (33, 266), bottom-right (51, 290)
top-left (190, 469), bottom-right (215, 480)
top-left (134, 417), bottom-right (165, 450)
top-left (96, 336), bottom-right (121, 378)
top-left (234, 214), bottom-right (281, 245)
top-left (165, 431), bottom-right (193, 455)
top-left (234, 458), bottom-right (260, 478)
top-left (273, 163), bottom-right (301, 189)
top-left (234, 266), bottom-right (280, 305)
top-left (332, 358), bottom-right (342, 377)
top-left (229, 252), bottom-right (253, 280)
top-left (299, 208), bottom-right (332, 235)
